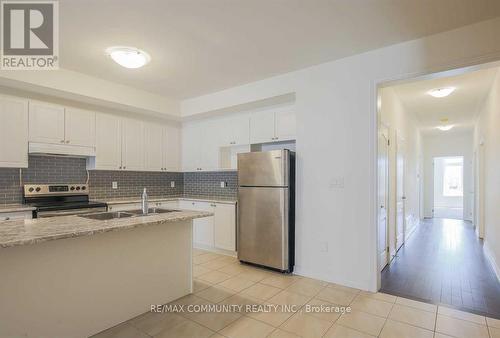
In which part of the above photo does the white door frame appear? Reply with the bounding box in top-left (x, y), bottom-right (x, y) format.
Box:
top-left (377, 123), bottom-right (390, 271)
top-left (395, 131), bottom-right (406, 252)
top-left (475, 142), bottom-right (485, 238)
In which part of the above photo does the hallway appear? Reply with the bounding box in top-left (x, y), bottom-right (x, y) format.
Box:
top-left (381, 218), bottom-right (500, 319)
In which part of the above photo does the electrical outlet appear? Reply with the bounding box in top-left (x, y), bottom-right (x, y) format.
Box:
top-left (220, 181), bottom-right (226, 188)
top-left (112, 182), bottom-right (118, 189)
top-left (170, 181), bottom-right (175, 188)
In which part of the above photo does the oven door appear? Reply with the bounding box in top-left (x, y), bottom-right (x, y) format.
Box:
top-left (36, 207), bottom-right (107, 218)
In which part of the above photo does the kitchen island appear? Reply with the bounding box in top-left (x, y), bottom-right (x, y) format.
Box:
top-left (0, 210), bottom-right (211, 338)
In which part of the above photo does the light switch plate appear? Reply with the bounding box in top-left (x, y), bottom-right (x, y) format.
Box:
top-left (170, 181), bottom-right (175, 188)
top-left (112, 182), bottom-right (118, 189)
top-left (220, 181), bottom-right (226, 188)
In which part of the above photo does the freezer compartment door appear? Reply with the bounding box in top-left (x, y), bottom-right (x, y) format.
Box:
top-left (238, 150), bottom-right (289, 187)
top-left (237, 186), bottom-right (289, 270)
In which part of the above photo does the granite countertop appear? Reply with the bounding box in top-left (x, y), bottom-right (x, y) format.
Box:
top-left (99, 195), bottom-right (237, 205)
top-left (0, 204), bottom-right (36, 213)
top-left (0, 210), bottom-right (212, 249)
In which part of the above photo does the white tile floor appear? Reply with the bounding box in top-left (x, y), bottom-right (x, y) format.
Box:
top-left (92, 249), bottom-right (500, 338)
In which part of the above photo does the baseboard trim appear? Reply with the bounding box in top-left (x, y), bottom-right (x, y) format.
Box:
top-left (193, 243), bottom-right (236, 257)
top-left (483, 240), bottom-right (500, 283)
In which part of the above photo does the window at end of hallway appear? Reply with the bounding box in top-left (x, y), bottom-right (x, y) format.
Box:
top-left (443, 158), bottom-right (463, 197)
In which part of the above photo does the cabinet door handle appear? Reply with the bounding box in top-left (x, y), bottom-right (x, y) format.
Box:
top-left (60, 140), bottom-right (65, 143)
top-left (123, 166), bottom-right (126, 169)
top-left (65, 140), bottom-right (70, 143)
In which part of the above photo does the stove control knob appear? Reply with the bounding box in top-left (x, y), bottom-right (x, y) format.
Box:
top-left (76, 186), bottom-right (81, 191)
top-left (35, 187), bottom-right (41, 192)
top-left (70, 186), bottom-right (75, 191)
top-left (81, 186), bottom-right (86, 191)
top-left (28, 187), bottom-right (34, 192)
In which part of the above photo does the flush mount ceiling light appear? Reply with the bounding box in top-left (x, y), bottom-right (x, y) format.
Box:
top-left (436, 125), bottom-right (454, 131)
top-left (105, 46), bottom-right (151, 69)
top-left (428, 87), bottom-right (455, 98)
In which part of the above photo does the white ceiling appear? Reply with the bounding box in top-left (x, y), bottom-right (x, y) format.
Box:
top-left (392, 67), bottom-right (498, 134)
top-left (59, 0), bottom-right (500, 99)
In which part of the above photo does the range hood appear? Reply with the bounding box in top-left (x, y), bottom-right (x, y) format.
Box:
top-left (29, 142), bottom-right (96, 157)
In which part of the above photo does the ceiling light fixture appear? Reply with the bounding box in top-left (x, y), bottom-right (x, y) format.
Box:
top-left (428, 87), bottom-right (455, 98)
top-left (106, 46), bottom-right (151, 69)
top-left (436, 125), bottom-right (454, 131)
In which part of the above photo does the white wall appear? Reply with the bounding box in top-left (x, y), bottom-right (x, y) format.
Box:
top-left (475, 69), bottom-right (500, 279)
top-left (379, 87), bottom-right (422, 256)
top-left (181, 18), bottom-right (500, 291)
top-left (422, 132), bottom-right (473, 221)
top-left (0, 68), bottom-right (180, 119)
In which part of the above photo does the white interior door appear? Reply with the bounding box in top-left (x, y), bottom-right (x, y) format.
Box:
top-left (378, 126), bottom-right (389, 271)
top-left (396, 134), bottom-right (406, 251)
top-left (474, 146), bottom-right (485, 238)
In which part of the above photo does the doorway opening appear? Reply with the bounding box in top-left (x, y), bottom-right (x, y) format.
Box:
top-left (433, 156), bottom-right (464, 220)
top-left (376, 61), bottom-right (500, 318)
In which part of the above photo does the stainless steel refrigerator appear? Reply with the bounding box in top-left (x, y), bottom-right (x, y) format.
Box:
top-left (237, 149), bottom-right (295, 272)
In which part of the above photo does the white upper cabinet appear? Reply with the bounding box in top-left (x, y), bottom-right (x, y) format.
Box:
top-left (201, 119), bottom-right (222, 171)
top-left (121, 118), bottom-right (144, 171)
top-left (64, 108), bottom-right (95, 147)
top-left (144, 123), bottom-right (165, 171)
top-left (182, 120), bottom-right (222, 171)
top-left (29, 101), bottom-right (96, 148)
top-left (29, 101), bottom-right (65, 144)
top-left (164, 124), bottom-right (181, 171)
top-left (0, 96), bottom-right (28, 168)
top-left (250, 109), bottom-right (296, 144)
top-left (220, 114), bottom-right (250, 146)
top-left (182, 122), bottom-right (203, 171)
top-left (95, 113), bottom-right (122, 170)
top-left (249, 111), bottom-right (275, 144)
top-left (275, 110), bottom-right (296, 141)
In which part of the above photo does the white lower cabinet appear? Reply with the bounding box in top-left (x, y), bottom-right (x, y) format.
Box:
top-left (106, 199), bottom-right (236, 253)
top-left (213, 203), bottom-right (236, 251)
top-left (179, 200), bottom-right (236, 252)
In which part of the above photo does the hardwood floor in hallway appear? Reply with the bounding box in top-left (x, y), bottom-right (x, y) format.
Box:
top-left (381, 218), bottom-right (500, 319)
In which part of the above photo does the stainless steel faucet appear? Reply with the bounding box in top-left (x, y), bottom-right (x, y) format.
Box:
top-left (141, 188), bottom-right (149, 215)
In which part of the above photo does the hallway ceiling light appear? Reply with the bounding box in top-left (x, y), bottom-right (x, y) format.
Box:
top-left (436, 125), bottom-right (454, 131)
top-left (106, 46), bottom-right (151, 69)
top-left (428, 87), bottom-right (455, 98)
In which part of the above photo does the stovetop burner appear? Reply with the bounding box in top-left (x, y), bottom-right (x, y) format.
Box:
top-left (23, 184), bottom-right (107, 218)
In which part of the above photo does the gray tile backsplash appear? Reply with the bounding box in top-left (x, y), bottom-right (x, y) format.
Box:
top-left (89, 170), bottom-right (183, 200)
top-left (184, 171), bottom-right (238, 199)
top-left (0, 155), bottom-right (237, 204)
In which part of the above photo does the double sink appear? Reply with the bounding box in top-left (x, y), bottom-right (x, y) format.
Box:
top-left (79, 208), bottom-right (180, 221)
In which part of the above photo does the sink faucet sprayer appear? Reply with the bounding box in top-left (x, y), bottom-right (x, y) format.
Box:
top-left (141, 188), bottom-right (148, 214)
